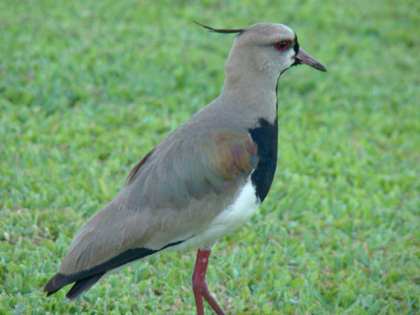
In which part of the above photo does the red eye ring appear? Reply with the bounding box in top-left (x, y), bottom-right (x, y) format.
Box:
top-left (275, 41), bottom-right (290, 51)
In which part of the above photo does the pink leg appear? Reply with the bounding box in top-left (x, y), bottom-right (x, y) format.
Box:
top-left (192, 249), bottom-right (226, 315)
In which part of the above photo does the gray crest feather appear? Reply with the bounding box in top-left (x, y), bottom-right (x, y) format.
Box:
top-left (193, 21), bottom-right (244, 34)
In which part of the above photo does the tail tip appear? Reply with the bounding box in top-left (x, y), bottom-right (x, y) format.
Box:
top-left (43, 273), bottom-right (71, 297)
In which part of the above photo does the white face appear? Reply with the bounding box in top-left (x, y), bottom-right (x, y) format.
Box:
top-left (234, 23), bottom-right (299, 75)
top-left (258, 44), bottom-right (297, 73)
top-left (223, 23), bottom-right (326, 89)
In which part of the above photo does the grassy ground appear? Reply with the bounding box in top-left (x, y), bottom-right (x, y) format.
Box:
top-left (1, 0), bottom-right (419, 314)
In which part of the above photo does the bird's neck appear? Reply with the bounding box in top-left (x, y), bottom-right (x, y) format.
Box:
top-left (220, 67), bottom-right (280, 125)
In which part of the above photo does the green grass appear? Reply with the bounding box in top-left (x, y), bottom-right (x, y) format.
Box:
top-left (1, 0), bottom-right (419, 314)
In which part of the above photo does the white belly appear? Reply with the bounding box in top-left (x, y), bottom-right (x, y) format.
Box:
top-left (173, 178), bottom-right (260, 251)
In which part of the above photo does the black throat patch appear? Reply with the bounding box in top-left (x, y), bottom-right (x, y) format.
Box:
top-left (248, 118), bottom-right (278, 202)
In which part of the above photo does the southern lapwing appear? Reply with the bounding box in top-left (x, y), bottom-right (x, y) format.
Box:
top-left (44, 22), bottom-right (326, 314)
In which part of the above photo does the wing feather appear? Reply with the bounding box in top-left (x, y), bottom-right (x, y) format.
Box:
top-left (57, 127), bottom-right (259, 277)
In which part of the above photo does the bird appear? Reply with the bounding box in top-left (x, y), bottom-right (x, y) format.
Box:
top-left (44, 22), bottom-right (326, 315)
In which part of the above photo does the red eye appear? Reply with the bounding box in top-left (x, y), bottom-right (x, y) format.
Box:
top-left (275, 41), bottom-right (290, 51)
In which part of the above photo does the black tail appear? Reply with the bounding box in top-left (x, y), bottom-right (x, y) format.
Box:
top-left (65, 274), bottom-right (104, 299)
top-left (44, 240), bottom-right (184, 299)
top-left (44, 272), bottom-right (105, 300)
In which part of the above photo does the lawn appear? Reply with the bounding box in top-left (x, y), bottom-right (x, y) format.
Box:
top-left (1, 0), bottom-right (419, 314)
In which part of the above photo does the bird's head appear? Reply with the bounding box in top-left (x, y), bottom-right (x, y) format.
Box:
top-left (195, 22), bottom-right (326, 82)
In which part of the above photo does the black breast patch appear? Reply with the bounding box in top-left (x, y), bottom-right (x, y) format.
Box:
top-left (248, 118), bottom-right (278, 202)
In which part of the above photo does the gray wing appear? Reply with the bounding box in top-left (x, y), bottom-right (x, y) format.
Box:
top-left (58, 127), bottom-right (258, 275)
